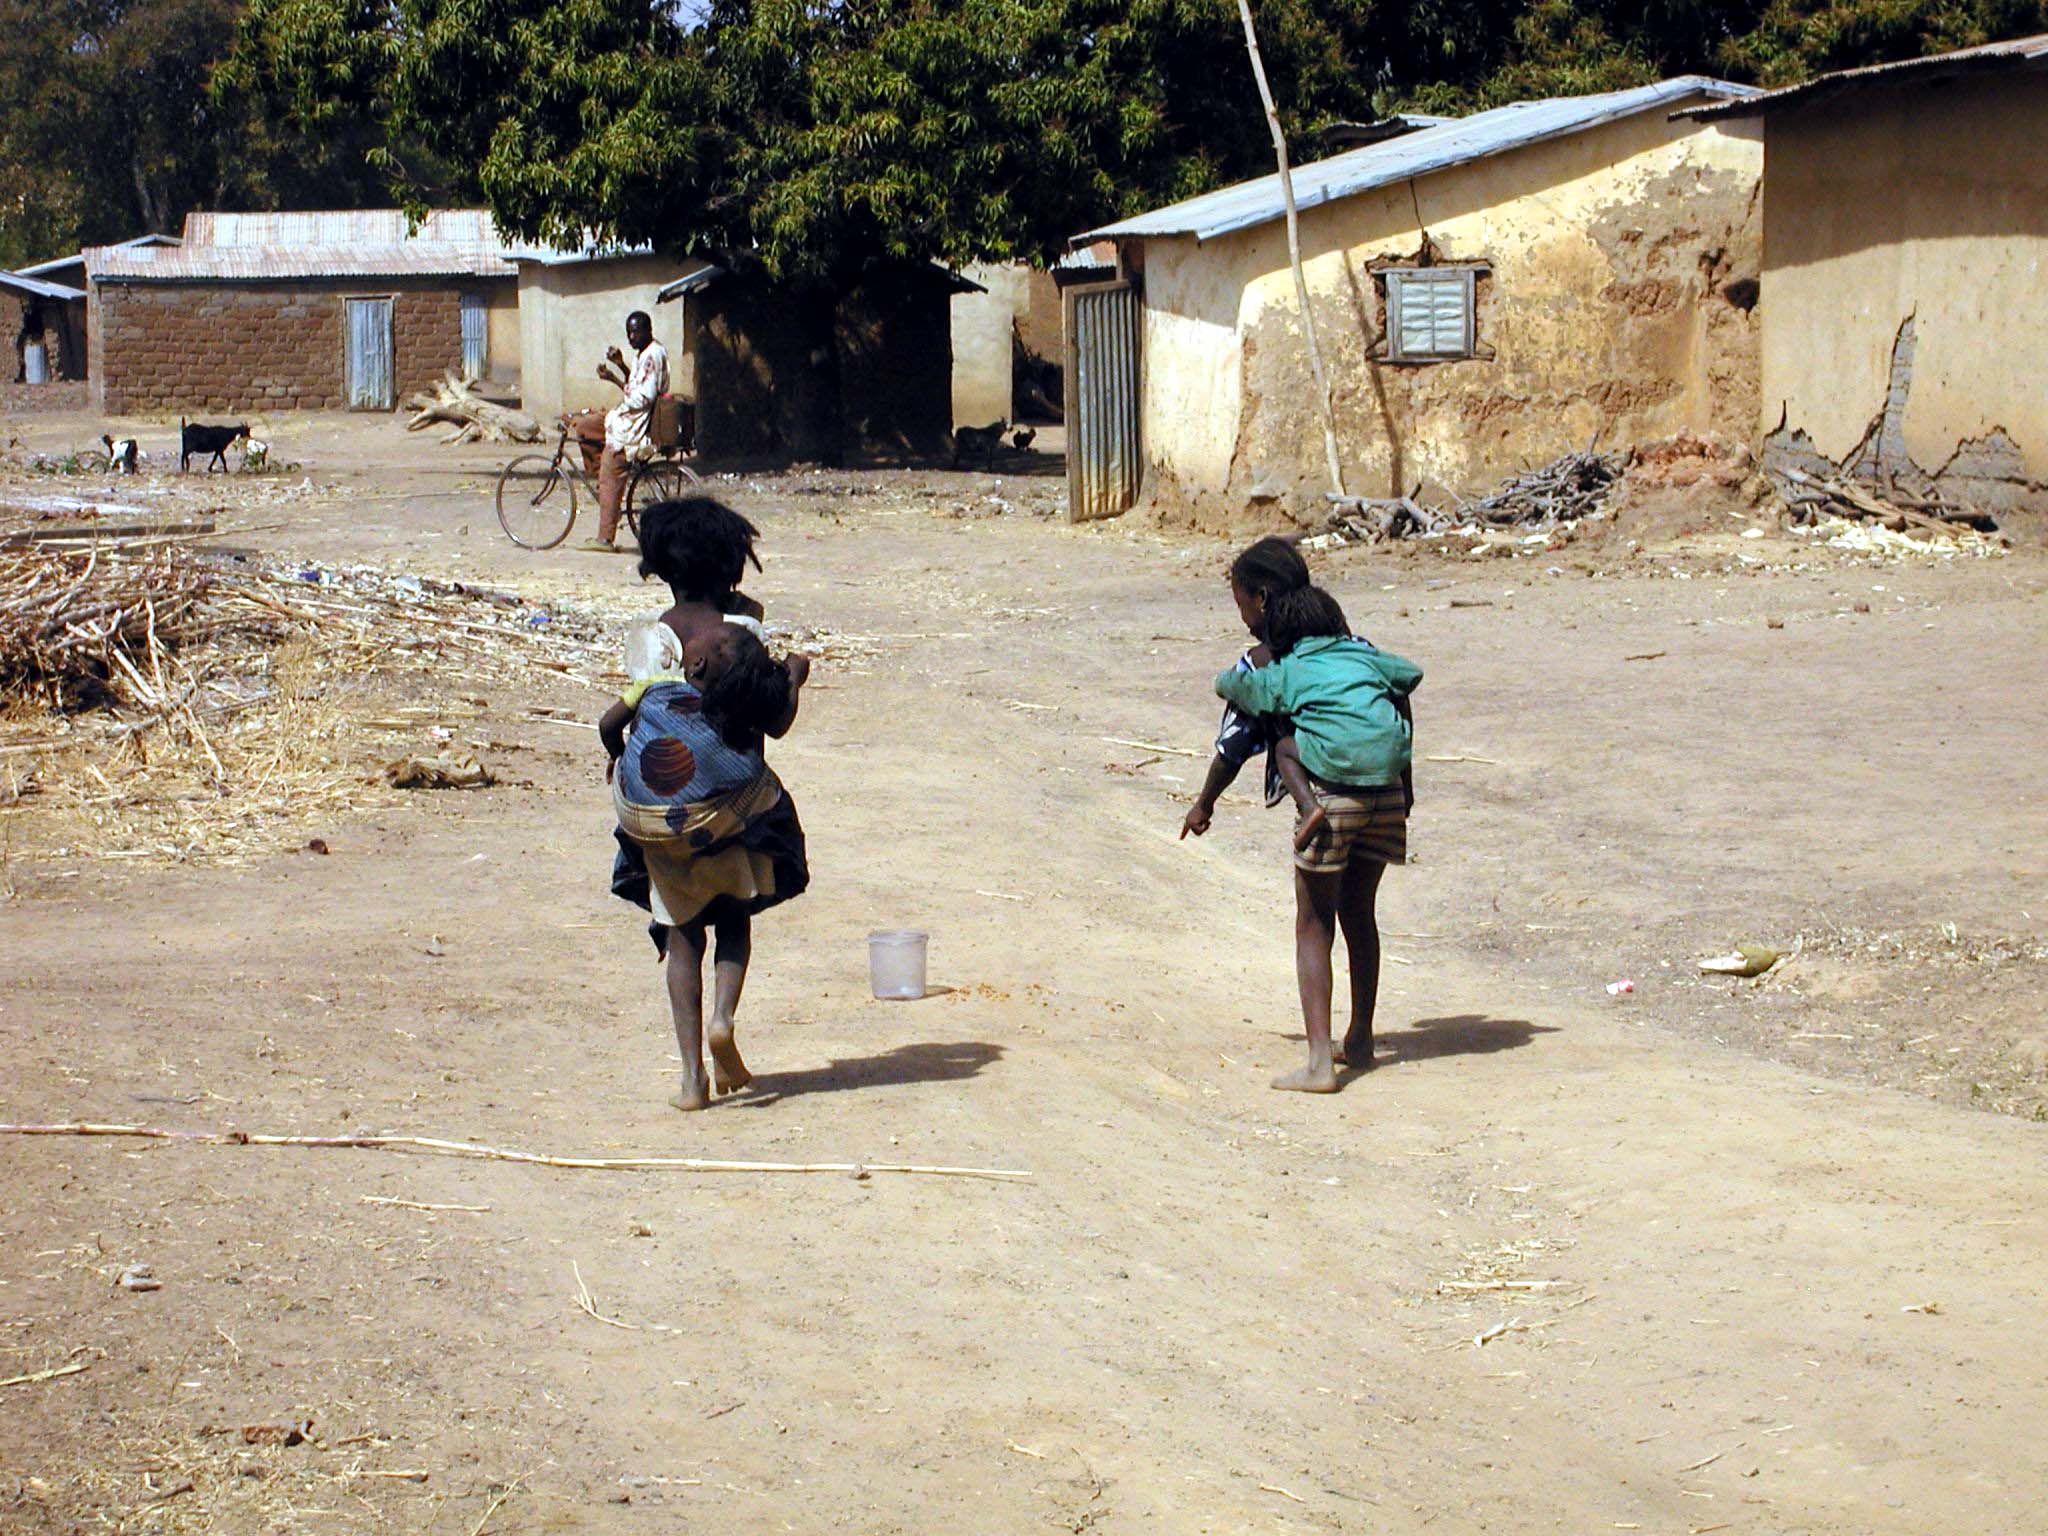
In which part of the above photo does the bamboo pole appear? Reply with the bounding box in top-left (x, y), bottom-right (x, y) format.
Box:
top-left (1235, 0), bottom-right (1346, 498)
top-left (0, 1122), bottom-right (1031, 1181)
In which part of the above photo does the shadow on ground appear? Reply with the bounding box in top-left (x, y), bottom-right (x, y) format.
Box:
top-left (1374, 1014), bottom-right (1558, 1065)
top-left (745, 1041), bottom-right (1003, 1100)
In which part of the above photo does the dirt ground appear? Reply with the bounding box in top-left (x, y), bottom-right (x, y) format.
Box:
top-left (2, 410), bottom-right (2045, 1535)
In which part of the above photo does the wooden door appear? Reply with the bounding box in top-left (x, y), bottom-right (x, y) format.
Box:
top-left (346, 297), bottom-right (395, 410)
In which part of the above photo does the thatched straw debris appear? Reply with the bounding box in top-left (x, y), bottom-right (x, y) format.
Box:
top-left (0, 542), bottom-right (610, 865)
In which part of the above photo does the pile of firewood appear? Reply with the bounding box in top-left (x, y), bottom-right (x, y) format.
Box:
top-left (1325, 445), bottom-right (1628, 544)
top-left (405, 373), bottom-right (541, 446)
top-left (1461, 446), bottom-right (1628, 526)
top-left (1774, 465), bottom-right (1999, 539)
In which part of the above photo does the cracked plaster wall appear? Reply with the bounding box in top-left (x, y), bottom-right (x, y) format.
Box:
top-left (1758, 71), bottom-right (2048, 510)
top-left (1134, 97), bottom-right (1762, 526)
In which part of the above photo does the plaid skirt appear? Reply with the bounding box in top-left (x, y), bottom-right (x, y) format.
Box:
top-left (1295, 783), bottom-right (1407, 874)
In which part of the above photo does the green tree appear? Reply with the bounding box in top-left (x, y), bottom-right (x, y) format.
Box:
top-left (0, 0), bottom-right (441, 269)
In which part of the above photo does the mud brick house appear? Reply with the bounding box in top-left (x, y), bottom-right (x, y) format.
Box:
top-left (657, 262), bottom-right (973, 462)
top-left (1063, 77), bottom-right (1764, 523)
top-left (85, 211), bottom-right (518, 416)
top-left (1681, 36), bottom-right (2048, 515)
top-left (0, 269), bottom-right (89, 411)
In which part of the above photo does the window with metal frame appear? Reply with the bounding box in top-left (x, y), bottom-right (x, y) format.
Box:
top-left (1384, 267), bottom-right (1477, 362)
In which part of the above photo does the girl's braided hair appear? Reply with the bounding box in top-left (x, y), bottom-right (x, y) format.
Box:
top-left (1264, 584), bottom-right (1350, 659)
top-left (636, 497), bottom-right (763, 604)
top-left (1228, 536), bottom-right (1310, 603)
top-left (700, 628), bottom-right (791, 751)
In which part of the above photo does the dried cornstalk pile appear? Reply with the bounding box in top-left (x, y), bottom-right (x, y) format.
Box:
top-left (0, 543), bottom-right (609, 865)
top-left (405, 372), bottom-right (541, 445)
top-left (0, 544), bottom-right (217, 708)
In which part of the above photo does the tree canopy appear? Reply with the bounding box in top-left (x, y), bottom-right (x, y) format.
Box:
top-left (0, 0), bottom-right (436, 268)
top-left (1, 1), bottom-right (2042, 274)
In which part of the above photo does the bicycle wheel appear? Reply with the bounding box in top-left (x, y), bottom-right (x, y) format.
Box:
top-left (496, 455), bottom-right (578, 550)
top-left (622, 458), bottom-right (703, 543)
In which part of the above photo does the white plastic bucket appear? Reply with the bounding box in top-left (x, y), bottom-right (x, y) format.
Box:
top-left (868, 929), bottom-right (928, 1000)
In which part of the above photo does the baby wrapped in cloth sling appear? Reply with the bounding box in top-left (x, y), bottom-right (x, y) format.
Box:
top-left (610, 620), bottom-right (807, 941)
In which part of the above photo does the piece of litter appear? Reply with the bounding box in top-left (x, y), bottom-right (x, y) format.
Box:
top-left (1605, 979), bottom-right (1635, 996)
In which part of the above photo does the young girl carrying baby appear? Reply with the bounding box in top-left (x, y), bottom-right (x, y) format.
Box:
top-left (1196, 553), bottom-right (1423, 1095)
top-left (600, 498), bottom-right (811, 1110)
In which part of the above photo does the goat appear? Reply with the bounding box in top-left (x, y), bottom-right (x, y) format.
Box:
top-left (1009, 427), bottom-right (1036, 454)
top-left (950, 417), bottom-right (1007, 472)
top-left (179, 417), bottom-right (249, 473)
top-left (101, 434), bottom-right (140, 475)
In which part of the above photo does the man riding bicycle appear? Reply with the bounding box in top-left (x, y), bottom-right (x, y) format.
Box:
top-left (569, 309), bottom-right (670, 553)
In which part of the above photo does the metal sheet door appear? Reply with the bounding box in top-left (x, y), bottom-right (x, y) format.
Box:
top-left (1064, 280), bottom-right (1141, 522)
top-left (459, 291), bottom-right (488, 379)
top-left (346, 297), bottom-right (394, 410)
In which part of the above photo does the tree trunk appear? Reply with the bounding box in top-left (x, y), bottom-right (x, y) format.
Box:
top-left (130, 155), bottom-right (163, 235)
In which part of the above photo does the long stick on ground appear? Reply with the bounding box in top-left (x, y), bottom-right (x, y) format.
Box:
top-left (1235, 0), bottom-right (1345, 498)
top-left (0, 1123), bottom-right (1031, 1181)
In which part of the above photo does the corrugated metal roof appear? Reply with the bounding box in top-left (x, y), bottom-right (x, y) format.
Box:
top-left (87, 245), bottom-right (518, 282)
top-left (0, 270), bottom-right (85, 302)
top-left (655, 264), bottom-right (730, 302)
top-left (18, 233), bottom-right (177, 280)
top-left (86, 209), bottom-right (518, 283)
top-left (1679, 32), bottom-right (2048, 120)
top-left (184, 209), bottom-right (500, 249)
top-left (1078, 76), bottom-right (1757, 245)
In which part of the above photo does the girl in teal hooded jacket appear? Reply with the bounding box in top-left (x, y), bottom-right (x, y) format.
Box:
top-left (1214, 584), bottom-right (1423, 1094)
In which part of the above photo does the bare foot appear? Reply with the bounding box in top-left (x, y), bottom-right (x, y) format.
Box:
top-left (1271, 1061), bottom-right (1339, 1093)
top-left (669, 1083), bottom-right (711, 1112)
top-left (707, 1020), bottom-right (753, 1096)
top-left (1292, 806), bottom-right (1330, 852)
top-left (1339, 1031), bottom-right (1374, 1069)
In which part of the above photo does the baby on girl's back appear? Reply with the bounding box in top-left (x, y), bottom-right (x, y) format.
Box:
top-left (1187, 538), bottom-right (1424, 1094)
top-left (601, 498), bottom-right (811, 1111)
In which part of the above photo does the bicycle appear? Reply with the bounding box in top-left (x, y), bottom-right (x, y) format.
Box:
top-left (495, 417), bottom-right (701, 550)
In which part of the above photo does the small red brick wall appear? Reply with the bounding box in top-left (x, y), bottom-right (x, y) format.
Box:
top-left (90, 278), bottom-right (494, 415)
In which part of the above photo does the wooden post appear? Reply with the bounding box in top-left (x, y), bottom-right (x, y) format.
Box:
top-left (1235, 0), bottom-right (1345, 499)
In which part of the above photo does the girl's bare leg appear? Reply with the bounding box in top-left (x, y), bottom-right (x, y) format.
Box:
top-left (1276, 867), bottom-right (1342, 1092)
top-left (1335, 858), bottom-right (1387, 1068)
top-left (665, 923), bottom-right (710, 1110)
top-left (706, 914), bottom-right (753, 1095)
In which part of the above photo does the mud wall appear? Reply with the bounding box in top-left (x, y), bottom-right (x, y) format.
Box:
top-left (694, 266), bottom-right (952, 463)
top-left (517, 255), bottom-right (698, 421)
top-left (950, 262), bottom-right (1064, 428)
top-left (1757, 72), bottom-right (2048, 511)
top-left (1136, 100), bottom-right (1762, 526)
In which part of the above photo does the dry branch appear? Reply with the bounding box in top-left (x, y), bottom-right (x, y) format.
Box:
top-left (404, 373), bottom-right (540, 445)
top-left (0, 1357), bottom-right (91, 1389)
top-left (1322, 446), bottom-right (1627, 545)
top-left (1776, 465), bottom-right (2000, 539)
top-left (0, 1122), bottom-right (1033, 1180)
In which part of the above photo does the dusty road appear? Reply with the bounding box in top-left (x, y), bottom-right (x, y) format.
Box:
top-left (2, 416), bottom-right (2045, 1534)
